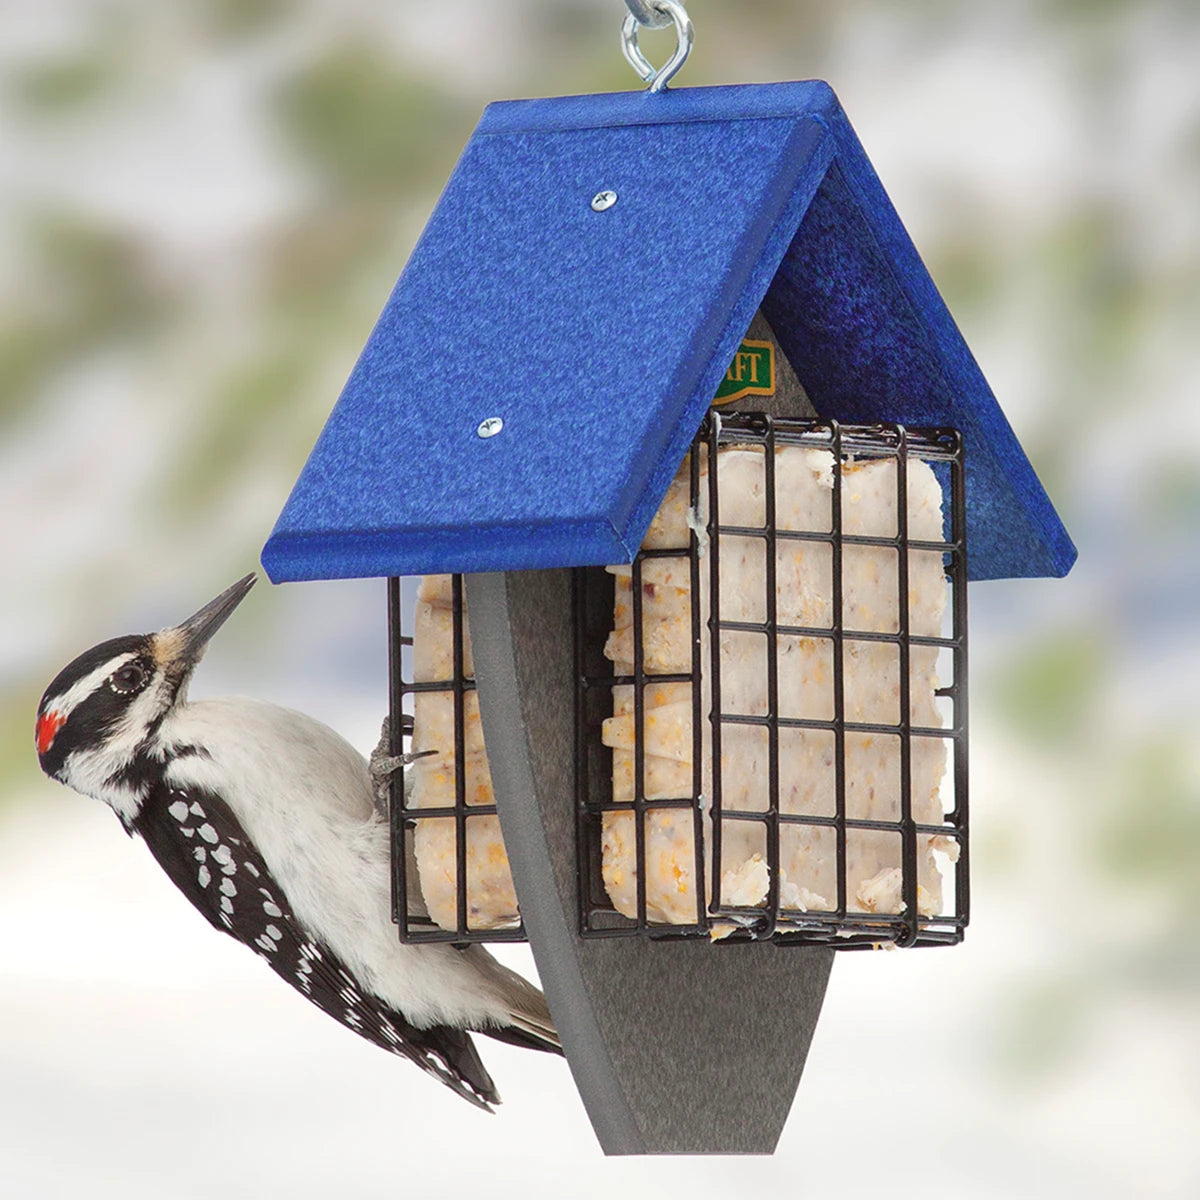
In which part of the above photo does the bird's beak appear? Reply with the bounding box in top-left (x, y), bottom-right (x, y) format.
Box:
top-left (162, 573), bottom-right (257, 671)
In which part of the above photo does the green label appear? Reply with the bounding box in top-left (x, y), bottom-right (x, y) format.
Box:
top-left (713, 339), bottom-right (775, 406)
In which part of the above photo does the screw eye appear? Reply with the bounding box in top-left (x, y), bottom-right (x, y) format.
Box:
top-left (111, 663), bottom-right (148, 694)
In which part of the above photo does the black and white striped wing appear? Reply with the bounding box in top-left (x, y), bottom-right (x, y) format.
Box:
top-left (129, 781), bottom-right (499, 1110)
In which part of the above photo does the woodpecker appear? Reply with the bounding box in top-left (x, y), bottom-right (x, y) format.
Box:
top-left (35, 573), bottom-right (560, 1110)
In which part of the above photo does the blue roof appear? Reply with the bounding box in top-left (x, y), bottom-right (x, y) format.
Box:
top-left (262, 81), bottom-right (1075, 584)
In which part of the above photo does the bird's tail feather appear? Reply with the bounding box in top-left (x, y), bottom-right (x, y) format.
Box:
top-left (463, 945), bottom-right (563, 1055)
top-left (411, 1023), bottom-right (502, 1110)
top-left (478, 1018), bottom-right (562, 1056)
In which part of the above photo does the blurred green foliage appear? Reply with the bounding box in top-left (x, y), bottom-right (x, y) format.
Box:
top-left (1000, 975), bottom-right (1094, 1079)
top-left (202, 0), bottom-right (297, 43)
top-left (164, 353), bottom-right (308, 514)
top-left (0, 691), bottom-right (40, 792)
top-left (1099, 739), bottom-right (1200, 894)
top-left (8, 52), bottom-right (119, 114)
top-left (991, 630), bottom-right (1105, 747)
top-left (276, 48), bottom-right (465, 197)
top-left (0, 215), bottom-right (175, 424)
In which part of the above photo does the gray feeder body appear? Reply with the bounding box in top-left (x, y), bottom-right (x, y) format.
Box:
top-left (468, 569), bottom-right (833, 1154)
top-left (260, 81), bottom-right (1075, 1154)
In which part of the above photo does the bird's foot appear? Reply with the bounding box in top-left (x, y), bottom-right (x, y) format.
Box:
top-left (369, 716), bottom-right (435, 815)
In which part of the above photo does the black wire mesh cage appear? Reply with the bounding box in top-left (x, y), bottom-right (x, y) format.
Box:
top-left (577, 413), bottom-right (969, 948)
top-left (386, 573), bottom-right (527, 944)
top-left (388, 413), bottom-right (968, 950)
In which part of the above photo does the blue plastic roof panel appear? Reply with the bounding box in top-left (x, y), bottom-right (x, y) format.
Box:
top-left (262, 81), bottom-right (1076, 584)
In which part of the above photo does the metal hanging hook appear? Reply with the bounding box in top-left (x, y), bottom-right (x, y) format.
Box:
top-left (621, 0), bottom-right (694, 93)
top-left (623, 0), bottom-right (672, 29)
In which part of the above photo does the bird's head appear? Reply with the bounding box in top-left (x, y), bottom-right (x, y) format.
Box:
top-left (35, 574), bottom-right (256, 813)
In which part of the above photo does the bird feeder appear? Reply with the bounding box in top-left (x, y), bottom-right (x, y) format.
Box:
top-left (260, 71), bottom-right (1075, 1155)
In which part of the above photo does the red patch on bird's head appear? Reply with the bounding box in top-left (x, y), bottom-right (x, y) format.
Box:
top-left (36, 709), bottom-right (66, 757)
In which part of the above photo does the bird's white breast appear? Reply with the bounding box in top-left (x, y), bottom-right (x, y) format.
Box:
top-left (157, 697), bottom-right (512, 1028)
top-left (161, 695), bottom-right (380, 929)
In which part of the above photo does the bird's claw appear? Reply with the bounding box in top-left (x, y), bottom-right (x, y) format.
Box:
top-left (369, 716), bottom-right (435, 814)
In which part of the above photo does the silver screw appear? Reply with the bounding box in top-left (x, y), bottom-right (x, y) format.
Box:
top-left (476, 416), bottom-right (504, 439)
top-left (590, 190), bottom-right (618, 212)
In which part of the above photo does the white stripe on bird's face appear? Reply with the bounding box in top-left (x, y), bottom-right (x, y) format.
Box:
top-left (40, 652), bottom-right (139, 730)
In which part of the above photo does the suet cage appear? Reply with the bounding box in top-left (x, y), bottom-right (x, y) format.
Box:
top-left (388, 413), bottom-right (968, 951)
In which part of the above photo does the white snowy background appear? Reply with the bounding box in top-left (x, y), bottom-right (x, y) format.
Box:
top-left (2, 2), bottom-right (1198, 1197)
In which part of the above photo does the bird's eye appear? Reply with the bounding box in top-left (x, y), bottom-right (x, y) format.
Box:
top-left (110, 663), bottom-right (148, 694)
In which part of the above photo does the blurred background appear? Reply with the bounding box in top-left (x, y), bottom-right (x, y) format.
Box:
top-left (1, 0), bottom-right (1197, 1196)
